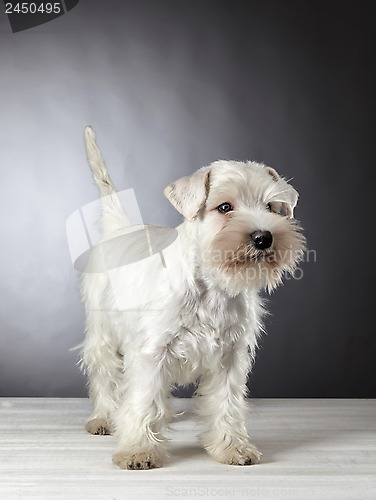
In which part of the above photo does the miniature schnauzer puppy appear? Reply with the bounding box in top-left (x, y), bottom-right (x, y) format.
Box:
top-left (79, 126), bottom-right (305, 470)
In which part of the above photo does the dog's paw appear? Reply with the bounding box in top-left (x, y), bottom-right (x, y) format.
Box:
top-left (85, 417), bottom-right (112, 435)
top-left (112, 450), bottom-right (163, 470)
top-left (218, 443), bottom-right (262, 466)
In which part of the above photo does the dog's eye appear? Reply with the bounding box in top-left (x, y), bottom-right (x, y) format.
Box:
top-left (217, 202), bottom-right (233, 214)
top-left (266, 203), bottom-right (273, 212)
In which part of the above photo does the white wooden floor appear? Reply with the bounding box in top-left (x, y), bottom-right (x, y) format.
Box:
top-left (0, 398), bottom-right (375, 500)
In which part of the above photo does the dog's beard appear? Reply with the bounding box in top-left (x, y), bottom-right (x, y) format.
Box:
top-left (201, 218), bottom-right (306, 295)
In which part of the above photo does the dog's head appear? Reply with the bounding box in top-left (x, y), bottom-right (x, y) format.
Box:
top-left (164, 161), bottom-right (306, 295)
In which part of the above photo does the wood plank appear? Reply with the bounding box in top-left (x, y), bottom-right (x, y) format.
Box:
top-left (0, 398), bottom-right (375, 499)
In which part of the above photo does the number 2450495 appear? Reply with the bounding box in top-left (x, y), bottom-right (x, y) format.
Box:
top-left (5, 3), bottom-right (62, 14)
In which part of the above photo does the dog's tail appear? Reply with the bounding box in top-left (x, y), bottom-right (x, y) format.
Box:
top-left (84, 126), bottom-right (130, 235)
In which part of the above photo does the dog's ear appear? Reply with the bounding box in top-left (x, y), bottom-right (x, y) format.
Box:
top-left (266, 167), bottom-right (280, 183)
top-left (266, 166), bottom-right (299, 218)
top-left (281, 184), bottom-right (299, 218)
top-left (164, 167), bottom-right (211, 221)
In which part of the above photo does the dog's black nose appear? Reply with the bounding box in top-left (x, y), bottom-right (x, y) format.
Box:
top-left (251, 230), bottom-right (273, 250)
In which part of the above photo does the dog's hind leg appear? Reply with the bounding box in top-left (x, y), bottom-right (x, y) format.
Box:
top-left (80, 308), bottom-right (122, 435)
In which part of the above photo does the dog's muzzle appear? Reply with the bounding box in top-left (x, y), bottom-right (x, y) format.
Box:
top-left (250, 230), bottom-right (273, 250)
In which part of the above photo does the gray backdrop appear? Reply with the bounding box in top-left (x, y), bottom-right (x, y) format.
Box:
top-left (0, 0), bottom-right (374, 398)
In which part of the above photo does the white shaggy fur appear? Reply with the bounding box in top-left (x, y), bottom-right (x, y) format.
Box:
top-left (79, 126), bottom-right (305, 469)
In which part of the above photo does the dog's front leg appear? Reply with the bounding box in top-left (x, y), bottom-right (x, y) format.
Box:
top-left (196, 341), bottom-right (261, 465)
top-left (112, 353), bottom-right (171, 470)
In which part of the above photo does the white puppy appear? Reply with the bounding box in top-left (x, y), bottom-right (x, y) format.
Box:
top-left (79, 127), bottom-right (305, 469)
